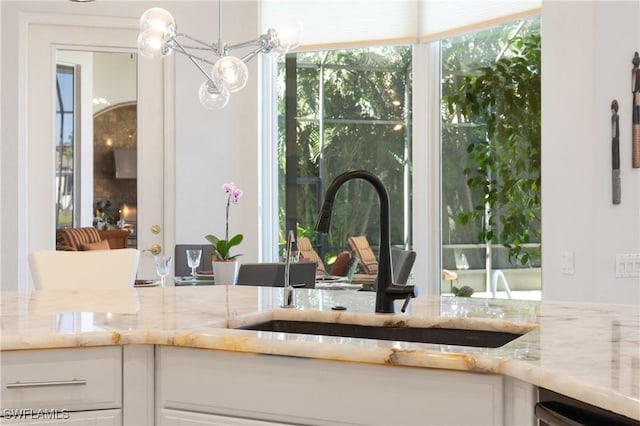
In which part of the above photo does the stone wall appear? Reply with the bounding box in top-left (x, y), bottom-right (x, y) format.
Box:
top-left (93, 102), bottom-right (137, 223)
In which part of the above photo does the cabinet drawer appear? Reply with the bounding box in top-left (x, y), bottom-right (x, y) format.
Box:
top-left (1, 346), bottom-right (122, 412)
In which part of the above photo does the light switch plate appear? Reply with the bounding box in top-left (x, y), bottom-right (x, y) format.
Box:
top-left (560, 251), bottom-right (574, 275)
top-left (615, 254), bottom-right (640, 278)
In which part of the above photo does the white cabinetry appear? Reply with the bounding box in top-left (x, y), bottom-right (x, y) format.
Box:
top-left (504, 376), bottom-right (536, 426)
top-left (157, 346), bottom-right (505, 426)
top-left (0, 344), bottom-right (539, 425)
top-left (1, 346), bottom-right (122, 424)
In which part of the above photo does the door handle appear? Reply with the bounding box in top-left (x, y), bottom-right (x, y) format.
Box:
top-left (147, 244), bottom-right (161, 255)
top-left (6, 379), bottom-right (87, 389)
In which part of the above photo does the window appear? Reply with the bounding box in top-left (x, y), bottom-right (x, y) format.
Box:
top-left (277, 46), bottom-right (413, 264)
top-left (440, 17), bottom-right (541, 298)
top-left (269, 16), bottom-right (541, 299)
top-left (55, 64), bottom-right (77, 229)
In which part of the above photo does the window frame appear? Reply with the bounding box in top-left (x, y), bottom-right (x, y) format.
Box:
top-left (260, 44), bottom-right (438, 296)
top-left (55, 63), bottom-right (81, 230)
top-left (260, 17), bottom-right (541, 297)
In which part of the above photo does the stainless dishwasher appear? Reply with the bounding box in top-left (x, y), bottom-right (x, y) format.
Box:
top-left (536, 388), bottom-right (640, 426)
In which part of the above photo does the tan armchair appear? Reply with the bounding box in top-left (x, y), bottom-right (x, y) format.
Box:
top-left (344, 236), bottom-right (376, 285)
top-left (296, 236), bottom-right (327, 275)
top-left (56, 227), bottom-right (129, 251)
top-left (347, 236), bottom-right (378, 275)
top-left (347, 236), bottom-right (416, 286)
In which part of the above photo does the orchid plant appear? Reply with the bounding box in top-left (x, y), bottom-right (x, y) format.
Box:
top-left (205, 182), bottom-right (244, 261)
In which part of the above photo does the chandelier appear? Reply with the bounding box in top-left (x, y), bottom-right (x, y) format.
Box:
top-left (137, 5), bottom-right (301, 109)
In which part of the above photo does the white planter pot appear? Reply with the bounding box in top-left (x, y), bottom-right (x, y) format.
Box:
top-left (212, 261), bottom-right (239, 285)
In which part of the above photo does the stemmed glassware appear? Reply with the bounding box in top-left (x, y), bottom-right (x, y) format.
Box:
top-left (451, 249), bottom-right (469, 295)
top-left (454, 249), bottom-right (469, 271)
top-left (154, 254), bottom-right (172, 287)
top-left (186, 249), bottom-right (202, 280)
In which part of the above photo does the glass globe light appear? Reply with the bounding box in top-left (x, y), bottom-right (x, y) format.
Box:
top-left (137, 29), bottom-right (173, 58)
top-left (140, 8), bottom-right (176, 35)
top-left (268, 17), bottom-right (303, 53)
top-left (198, 80), bottom-right (230, 109)
top-left (212, 56), bottom-right (249, 93)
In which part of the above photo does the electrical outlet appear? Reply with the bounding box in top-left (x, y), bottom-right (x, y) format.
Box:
top-left (560, 251), bottom-right (574, 275)
top-left (615, 254), bottom-right (640, 278)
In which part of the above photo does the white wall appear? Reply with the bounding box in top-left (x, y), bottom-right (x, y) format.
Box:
top-left (541, 1), bottom-right (640, 304)
top-left (1, 0), bottom-right (638, 303)
top-left (171, 1), bottom-right (261, 262)
top-left (92, 52), bottom-right (137, 114)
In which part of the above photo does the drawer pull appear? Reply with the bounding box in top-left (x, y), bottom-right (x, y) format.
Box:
top-left (6, 379), bottom-right (87, 389)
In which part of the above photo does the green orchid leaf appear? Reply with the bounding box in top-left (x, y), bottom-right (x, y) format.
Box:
top-left (205, 235), bottom-right (220, 245)
top-left (216, 240), bottom-right (229, 255)
top-left (228, 234), bottom-right (243, 246)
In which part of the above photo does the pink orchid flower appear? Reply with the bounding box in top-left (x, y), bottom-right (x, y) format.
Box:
top-left (205, 182), bottom-right (244, 261)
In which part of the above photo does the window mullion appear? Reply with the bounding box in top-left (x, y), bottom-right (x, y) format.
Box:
top-left (284, 55), bottom-right (298, 242)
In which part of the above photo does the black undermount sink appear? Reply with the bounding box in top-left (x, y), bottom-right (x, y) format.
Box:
top-left (239, 320), bottom-right (524, 348)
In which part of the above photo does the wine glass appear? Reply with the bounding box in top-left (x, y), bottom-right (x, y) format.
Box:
top-left (154, 254), bottom-right (172, 287)
top-left (186, 249), bottom-right (202, 280)
top-left (454, 249), bottom-right (469, 270)
top-left (452, 249), bottom-right (468, 294)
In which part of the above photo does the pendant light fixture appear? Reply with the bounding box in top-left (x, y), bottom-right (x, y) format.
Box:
top-left (137, 3), bottom-right (301, 109)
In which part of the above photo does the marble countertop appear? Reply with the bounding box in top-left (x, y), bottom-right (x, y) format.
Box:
top-left (1, 286), bottom-right (638, 420)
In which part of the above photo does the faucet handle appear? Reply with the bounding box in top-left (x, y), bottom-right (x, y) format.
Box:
top-left (386, 283), bottom-right (417, 313)
top-left (401, 294), bottom-right (412, 313)
top-left (386, 283), bottom-right (417, 296)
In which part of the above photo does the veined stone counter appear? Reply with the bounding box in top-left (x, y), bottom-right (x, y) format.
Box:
top-left (0, 286), bottom-right (638, 420)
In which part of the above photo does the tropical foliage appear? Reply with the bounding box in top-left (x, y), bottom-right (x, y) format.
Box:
top-left (277, 17), bottom-right (541, 269)
top-left (443, 27), bottom-right (541, 266)
top-left (277, 47), bottom-right (412, 260)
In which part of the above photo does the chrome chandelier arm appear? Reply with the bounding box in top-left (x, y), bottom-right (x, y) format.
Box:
top-left (227, 38), bottom-right (263, 51)
top-left (240, 45), bottom-right (267, 63)
top-left (229, 29), bottom-right (280, 57)
top-left (175, 32), bottom-right (221, 55)
top-left (172, 38), bottom-right (217, 84)
top-left (174, 33), bottom-right (276, 67)
top-left (240, 46), bottom-right (271, 64)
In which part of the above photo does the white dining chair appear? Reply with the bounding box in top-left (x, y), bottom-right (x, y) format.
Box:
top-left (29, 248), bottom-right (140, 290)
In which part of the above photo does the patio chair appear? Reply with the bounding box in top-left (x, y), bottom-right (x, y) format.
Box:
top-left (296, 236), bottom-right (327, 275)
top-left (348, 235), bottom-right (416, 286)
top-left (347, 235), bottom-right (379, 275)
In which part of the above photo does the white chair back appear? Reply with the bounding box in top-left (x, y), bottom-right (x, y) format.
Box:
top-left (29, 249), bottom-right (140, 290)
